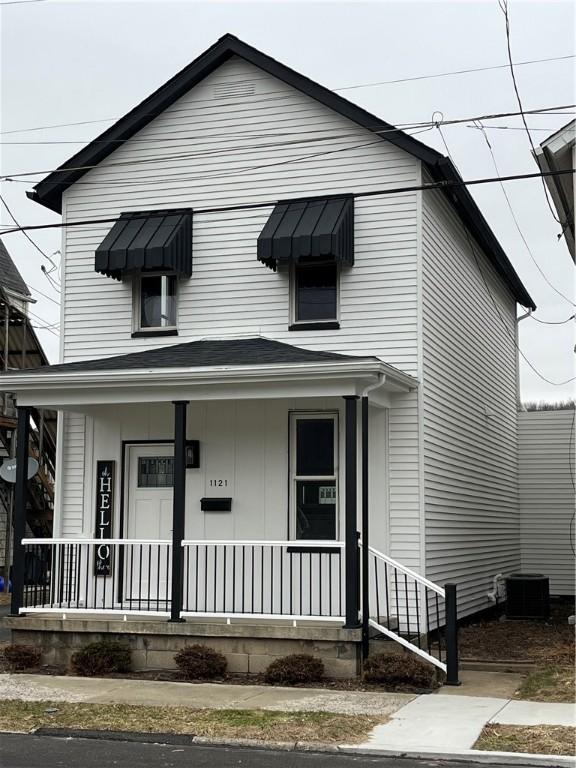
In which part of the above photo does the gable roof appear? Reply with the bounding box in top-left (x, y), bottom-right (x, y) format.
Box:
top-left (27, 34), bottom-right (535, 310)
top-left (0, 238), bottom-right (31, 298)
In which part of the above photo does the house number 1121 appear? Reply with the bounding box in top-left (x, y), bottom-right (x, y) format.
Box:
top-left (209, 479), bottom-right (228, 487)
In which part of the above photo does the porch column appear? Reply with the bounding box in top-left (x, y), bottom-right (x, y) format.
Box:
top-left (170, 400), bottom-right (188, 622)
top-left (343, 395), bottom-right (360, 628)
top-left (10, 406), bottom-right (30, 616)
top-left (361, 395), bottom-right (370, 657)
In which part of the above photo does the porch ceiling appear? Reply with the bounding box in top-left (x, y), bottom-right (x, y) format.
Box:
top-left (0, 337), bottom-right (416, 408)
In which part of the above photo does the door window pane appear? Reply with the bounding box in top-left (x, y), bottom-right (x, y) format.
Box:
top-left (295, 263), bottom-right (337, 322)
top-left (140, 274), bottom-right (177, 328)
top-left (138, 456), bottom-right (174, 488)
top-left (296, 480), bottom-right (336, 540)
top-left (296, 419), bottom-right (334, 476)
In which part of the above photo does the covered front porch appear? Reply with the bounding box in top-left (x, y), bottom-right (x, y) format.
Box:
top-left (1, 338), bottom-right (457, 679)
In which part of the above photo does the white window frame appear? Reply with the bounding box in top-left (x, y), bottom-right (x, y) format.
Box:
top-left (290, 260), bottom-right (340, 326)
top-left (289, 411), bottom-right (339, 541)
top-left (132, 272), bottom-right (178, 333)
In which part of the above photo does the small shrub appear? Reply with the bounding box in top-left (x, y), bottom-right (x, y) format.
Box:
top-left (71, 641), bottom-right (131, 677)
top-left (2, 644), bottom-right (41, 671)
top-left (264, 654), bottom-right (325, 686)
top-left (363, 652), bottom-right (441, 689)
top-left (174, 644), bottom-right (227, 680)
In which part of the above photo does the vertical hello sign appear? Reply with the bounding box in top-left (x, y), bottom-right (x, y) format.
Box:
top-left (94, 460), bottom-right (114, 575)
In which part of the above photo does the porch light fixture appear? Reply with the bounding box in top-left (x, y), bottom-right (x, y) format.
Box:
top-left (185, 440), bottom-right (200, 469)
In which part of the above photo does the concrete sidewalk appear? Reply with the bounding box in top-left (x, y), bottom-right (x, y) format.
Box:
top-left (357, 693), bottom-right (575, 753)
top-left (0, 673), bottom-right (413, 716)
top-left (1, 671), bottom-right (574, 764)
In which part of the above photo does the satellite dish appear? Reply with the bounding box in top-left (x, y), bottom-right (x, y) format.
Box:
top-left (0, 458), bottom-right (39, 483)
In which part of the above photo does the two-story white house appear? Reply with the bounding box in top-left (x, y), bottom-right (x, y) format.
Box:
top-left (2, 35), bottom-right (535, 679)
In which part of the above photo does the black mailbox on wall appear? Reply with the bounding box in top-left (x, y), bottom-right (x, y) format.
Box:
top-left (200, 497), bottom-right (232, 512)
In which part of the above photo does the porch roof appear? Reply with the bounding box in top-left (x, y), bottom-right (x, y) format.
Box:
top-left (0, 337), bottom-right (417, 408)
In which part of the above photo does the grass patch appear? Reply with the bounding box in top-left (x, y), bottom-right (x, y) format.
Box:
top-left (0, 699), bottom-right (380, 744)
top-left (515, 666), bottom-right (575, 703)
top-left (475, 724), bottom-right (575, 756)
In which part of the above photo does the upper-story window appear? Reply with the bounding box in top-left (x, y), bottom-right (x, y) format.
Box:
top-left (136, 273), bottom-right (177, 331)
top-left (256, 196), bottom-right (353, 331)
top-left (293, 261), bottom-right (338, 324)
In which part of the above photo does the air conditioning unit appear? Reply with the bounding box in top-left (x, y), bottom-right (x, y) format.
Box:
top-left (505, 573), bottom-right (550, 620)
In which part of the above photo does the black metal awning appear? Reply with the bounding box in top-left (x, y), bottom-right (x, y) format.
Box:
top-left (95, 209), bottom-right (192, 280)
top-left (257, 197), bottom-right (354, 270)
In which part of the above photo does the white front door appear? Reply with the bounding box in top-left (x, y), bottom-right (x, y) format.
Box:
top-left (125, 444), bottom-right (173, 604)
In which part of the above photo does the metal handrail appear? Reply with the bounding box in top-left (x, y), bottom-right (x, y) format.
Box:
top-left (367, 545), bottom-right (445, 597)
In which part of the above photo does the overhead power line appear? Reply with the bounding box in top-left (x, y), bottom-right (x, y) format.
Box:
top-left (0, 193), bottom-right (60, 280)
top-left (0, 167), bottom-right (574, 239)
top-left (530, 313), bottom-right (576, 325)
top-left (1, 104), bottom-right (573, 182)
top-left (436, 124), bottom-right (575, 388)
top-left (1, 53), bottom-right (574, 138)
top-left (473, 120), bottom-right (575, 308)
top-left (500, 0), bottom-right (564, 226)
top-left (0, 0), bottom-right (47, 5)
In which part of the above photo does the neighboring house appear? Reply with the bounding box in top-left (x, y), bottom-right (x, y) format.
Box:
top-left (1, 35), bottom-right (537, 677)
top-left (519, 407), bottom-right (575, 597)
top-left (533, 119), bottom-right (575, 261)
top-left (0, 239), bottom-right (56, 582)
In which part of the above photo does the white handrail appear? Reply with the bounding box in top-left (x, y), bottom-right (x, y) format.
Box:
top-left (22, 538), bottom-right (345, 549)
top-left (181, 540), bottom-right (345, 548)
top-left (22, 538), bottom-right (172, 546)
top-left (367, 545), bottom-right (445, 598)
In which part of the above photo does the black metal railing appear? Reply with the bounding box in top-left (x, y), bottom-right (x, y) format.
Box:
top-left (18, 539), bottom-right (346, 622)
top-left (20, 539), bottom-right (172, 614)
top-left (182, 540), bottom-right (345, 619)
top-left (367, 545), bottom-right (459, 683)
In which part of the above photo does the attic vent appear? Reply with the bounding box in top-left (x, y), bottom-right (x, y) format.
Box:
top-left (213, 81), bottom-right (256, 99)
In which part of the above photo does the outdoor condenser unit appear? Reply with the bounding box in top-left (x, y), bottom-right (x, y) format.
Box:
top-left (505, 573), bottom-right (550, 620)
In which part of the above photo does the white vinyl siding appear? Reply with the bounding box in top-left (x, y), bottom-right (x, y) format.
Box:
top-left (421, 185), bottom-right (520, 617)
top-left (519, 410), bottom-right (576, 595)
top-left (58, 411), bottom-right (86, 536)
top-left (60, 56), bottom-right (419, 373)
top-left (57, 55), bottom-right (423, 568)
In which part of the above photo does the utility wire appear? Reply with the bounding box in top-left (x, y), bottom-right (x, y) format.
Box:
top-left (530, 313), bottom-right (576, 325)
top-left (0, 193), bottom-right (59, 273)
top-left (1, 104), bottom-right (573, 181)
top-left (435, 123), bottom-right (576, 387)
top-left (1, 54), bottom-right (574, 138)
top-left (0, 0), bottom-right (46, 5)
top-left (0, 167), bottom-right (574, 239)
top-left (500, 0), bottom-right (564, 226)
top-left (473, 120), bottom-right (575, 308)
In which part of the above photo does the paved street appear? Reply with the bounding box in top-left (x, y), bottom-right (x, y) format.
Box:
top-left (0, 734), bottom-right (556, 768)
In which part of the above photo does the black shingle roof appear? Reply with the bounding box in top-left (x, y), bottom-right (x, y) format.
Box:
top-left (6, 337), bottom-right (378, 375)
top-left (0, 239), bottom-right (31, 298)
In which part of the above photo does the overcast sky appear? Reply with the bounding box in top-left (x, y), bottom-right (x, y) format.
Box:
top-left (1, 0), bottom-right (574, 402)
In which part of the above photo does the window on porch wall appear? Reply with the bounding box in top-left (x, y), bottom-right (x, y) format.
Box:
top-left (290, 413), bottom-right (338, 540)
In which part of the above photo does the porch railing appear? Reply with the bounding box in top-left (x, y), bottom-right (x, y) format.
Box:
top-left (182, 540), bottom-right (345, 620)
top-left (367, 545), bottom-right (458, 680)
top-left (19, 538), bottom-right (345, 622)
